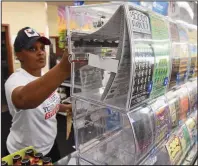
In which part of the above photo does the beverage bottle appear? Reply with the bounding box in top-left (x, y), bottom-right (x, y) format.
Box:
top-left (21, 159), bottom-right (31, 166)
top-left (33, 153), bottom-right (43, 165)
top-left (1, 161), bottom-right (8, 166)
top-left (13, 154), bottom-right (22, 166)
top-left (25, 149), bottom-right (34, 164)
top-left (42, 157), bottom-right (53, 165)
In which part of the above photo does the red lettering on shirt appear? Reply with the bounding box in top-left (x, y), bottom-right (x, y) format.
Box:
top-left (45, 104), bottom-right (59, 120)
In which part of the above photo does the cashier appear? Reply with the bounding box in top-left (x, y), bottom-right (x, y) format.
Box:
top-left (4, 27), bottom-right (71, 162)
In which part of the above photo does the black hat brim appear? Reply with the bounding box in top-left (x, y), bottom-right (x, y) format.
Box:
top-left (24, 36), bottom-right (51, 49)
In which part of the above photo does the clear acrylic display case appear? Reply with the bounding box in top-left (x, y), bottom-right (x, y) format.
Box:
top-left (127, 105), bottom-right (155, 163)
top-left (72, 98), bottom-right (137, 165)
top-left (169, 43), bottom-right (189, 89)
top-left (69, 4), bottom-right (130, 110)
top-left (176, 123), bottom-right (191, 157)
top-left (188, 44), bottom-right (197, 79)
top-left (66, 2), bottom-right (198, 165)
top-left (169, 21), bottom-right (197, 90)
top-left (190, 110), bottom-right (197, 125)
top-left (149, 96), bottom-right (171, 146)
top-left (65, 3), bottom-right (122, 34)
top-left (165, 90), bottom-right (180, 129)
top-left (176, 84), bottom-right (190, 123)
top-left (185, 79), bottom-right (197, 112)
top-left (67, 4), bottom-right (197, 110)
top-left (165, 78), bottom-right (197, 129)
top-left (141, 145), bottom-right (171, 165)
top-left (68, 3), bottom-right (177, 111)
top-left (187, 24), bottom-right (197, 79)
top-left (185, 117), bottom-right (197, 146)
top-left (72, 81), bottom-right (196, 165)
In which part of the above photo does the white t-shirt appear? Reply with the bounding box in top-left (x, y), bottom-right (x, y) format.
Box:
top-left (5, 68), bottom-right (61, 155)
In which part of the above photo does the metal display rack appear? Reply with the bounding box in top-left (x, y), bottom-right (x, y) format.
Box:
top-left (64, 2), bottom-right (197, 165)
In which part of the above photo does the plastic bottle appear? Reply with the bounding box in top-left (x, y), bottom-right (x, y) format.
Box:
top-left (42, 157), bottom-right (52, 165)
top-left (21, 159), bottom-right (31, 166)
top-left (25, 149), bottom-right (34, 164)
top-left (13, 154), bottom-right (22, 166)
top-left (33, 153), bottom-right (43, 165)
top-left (1, 161), bottom-right (8, 166)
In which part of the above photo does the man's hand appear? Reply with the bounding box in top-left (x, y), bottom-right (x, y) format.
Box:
top-left (59, 104), bottom-right (72, 115)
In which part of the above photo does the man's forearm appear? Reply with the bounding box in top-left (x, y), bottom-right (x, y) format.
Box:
top-left (17, 55), bottom-right (71, 109)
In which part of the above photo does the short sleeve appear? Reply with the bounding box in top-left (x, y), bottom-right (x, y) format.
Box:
top-left (5, 73), bottom-right (28, 112)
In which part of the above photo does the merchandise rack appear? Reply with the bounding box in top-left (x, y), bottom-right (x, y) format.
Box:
top-left (64, 2), bottom-right (197, 165)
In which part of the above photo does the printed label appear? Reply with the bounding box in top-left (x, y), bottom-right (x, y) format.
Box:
top-left (129, 10), bottom-right (151, 34)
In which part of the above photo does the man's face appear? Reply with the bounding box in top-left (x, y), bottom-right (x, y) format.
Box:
top-left (17, 41), bottom-right (46, 70)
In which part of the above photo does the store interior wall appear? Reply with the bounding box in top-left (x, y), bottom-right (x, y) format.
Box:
top-left (47, 4), bottom-right (59, 37)
top-left (2, 2), bottom-right (49, 73)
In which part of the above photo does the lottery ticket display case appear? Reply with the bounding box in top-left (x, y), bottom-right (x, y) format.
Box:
top-left (65, 2), bottom-right (197, 165)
